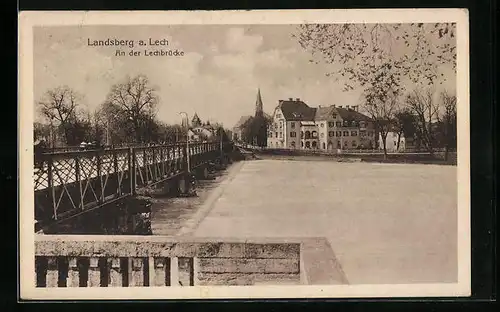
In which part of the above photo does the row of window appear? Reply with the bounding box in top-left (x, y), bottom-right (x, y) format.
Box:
top-left (286, 120), bottom-right (367, 129)
top-left (271, 140), bottom-right (361, 149)
top-left (268, 130), bottom-right (374, 138)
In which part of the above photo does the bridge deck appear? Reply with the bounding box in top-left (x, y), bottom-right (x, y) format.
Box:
top-left (155, 159), bottom-right (457, 285)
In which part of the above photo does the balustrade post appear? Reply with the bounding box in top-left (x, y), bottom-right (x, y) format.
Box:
top-left (74, 156), bottom-right (83, 210)
top-left (182, 145), bottom-right (190, 173)
top-left (109, 258), bottom-right (122, 287)
top-left (159, 148), bottom-right (164, 177)
top-left (47, 157), bottom-right (57, 220)
top-left (129, 148), bottom-right (136, 195)
top-left (67, 257), bottom-right (79, 287)
top-left (152, 148), bottom-right (157, 181)
top-left (193, 257), bottom-right (200, 286)
top-left (112, 149), bottom-right (120, 196)
top-left (88, 257), bottom-right (100, 287)
top-left (170, 257), bottom-right (179, 286)
top-left (46, 257), bottom-right (58, 287)
top-left (96, 151), bottom-right (103, 203)
top-left (130, 258), bottom-right (144, 287)
top-left (143, 149), bottom-right (148, 183)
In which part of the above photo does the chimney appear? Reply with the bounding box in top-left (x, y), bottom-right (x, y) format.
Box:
top-left (346, 105), bottom-right (350, 109)
top-left (288, 97), bottom-right (293, 101)
top-left (318, 105), bottom-right (322, 108)
top-left (332, 104), bottom-right (336, 108)
top-left (295, 98), bottom-right (300, 101)
top-left (338, 105), bottom-right (343, 108)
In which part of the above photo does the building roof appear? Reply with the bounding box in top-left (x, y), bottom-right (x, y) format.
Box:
top-left (336, 107), bottom-right (372, 122)
top-left (278, 100), bottom-right (316, 121)
top-left (314, 106), bottom-right (336, 120)
top-left (314, 105), bottom-right (372, 122)
top-left (233, 115), bottom-right (252, 129)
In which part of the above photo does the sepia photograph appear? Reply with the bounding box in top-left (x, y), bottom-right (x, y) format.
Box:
top-left (19, 9), bottom-right (470, 299)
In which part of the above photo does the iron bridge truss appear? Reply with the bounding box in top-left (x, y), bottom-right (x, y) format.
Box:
top-left (33, 141), bottom-right (232, 227)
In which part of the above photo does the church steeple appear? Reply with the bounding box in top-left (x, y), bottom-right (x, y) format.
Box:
top-left (191, 113), bottom-right (202, 127)
top-left (255, 88), bottom-right (263, 117)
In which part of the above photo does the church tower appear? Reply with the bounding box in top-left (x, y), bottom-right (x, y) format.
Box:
top-left (191, 113), bottom-right (202, 127)
top-left (255, 88), bottom-right (264, 117)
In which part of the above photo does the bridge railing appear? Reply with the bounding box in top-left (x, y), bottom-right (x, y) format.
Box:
top-left (34, 235), bottom-right (304, 287)
top-left (34, 141), bottom-right (232, 225)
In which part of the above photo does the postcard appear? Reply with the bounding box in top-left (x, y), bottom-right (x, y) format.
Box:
top-left (19, 9), bottom-right (470, 299)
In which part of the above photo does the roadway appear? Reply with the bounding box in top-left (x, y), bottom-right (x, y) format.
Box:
top-left (152, 158), bottom-right (458, 285)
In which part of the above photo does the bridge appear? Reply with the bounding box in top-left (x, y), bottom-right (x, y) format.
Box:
top-left (33, 140), bottom-right (233, 231)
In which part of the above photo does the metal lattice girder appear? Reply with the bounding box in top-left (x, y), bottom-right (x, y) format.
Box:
top-left (33, 141), bottom-right (233, 225)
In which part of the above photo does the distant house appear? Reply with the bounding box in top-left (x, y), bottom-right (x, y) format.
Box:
top-left (267, 98), bottom-right (375, 150)
top-left (232, 115), bottom-right (252, 142)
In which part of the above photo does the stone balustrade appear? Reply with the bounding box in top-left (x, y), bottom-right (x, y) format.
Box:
top-left (35, 235), bottom-right (310, 287)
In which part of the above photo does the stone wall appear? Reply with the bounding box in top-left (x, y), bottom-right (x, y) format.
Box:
top-left (34, 236), bottom-right (303, 287)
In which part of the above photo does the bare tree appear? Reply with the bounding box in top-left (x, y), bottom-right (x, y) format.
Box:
top-left (104, 75), bottom-right (159, 143)
top-left (37, 86), bottom-right (85, 145)
top-left (363, 87), bottom-right (400, 158)
top-left (438, 90), bottom-right (457, 160)
top-left (393, 108), bottom-right (417, 151)
top-left (405, 88), bottom-right (441, 153)
top-left (296, 23), bottom-right (456, 93)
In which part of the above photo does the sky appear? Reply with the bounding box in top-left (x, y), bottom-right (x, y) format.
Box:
top-left (33, 25), bottom-right (456, 127)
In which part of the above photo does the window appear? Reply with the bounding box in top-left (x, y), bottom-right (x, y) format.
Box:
top-left (320, 123), bottom-right (325, 128)
top-left (301, 141), bottom-right (304, 147)
top-left (336, 131), bottom-right (342, 137)
top-left (332, 113), bottom-right (337, 118)
top-left (360, 130), bottom-right (366, 137)
top-left (322, 142), bottom-right (326, 149)
top-left (290, 132), bottom-right (297, 138)
top-left (351, 131), bottom-right (358, 136)
top-left (343, 121), bottom-right (349, 127)
top-left (291, 141), bottom-right (296, 148)
top-left (305, 131), bottom-right (311, 139)
top-left (275, 132), bottom-right (278, 138)
top-left (305, 141), bottom-right (311, 148)
top-left (344, 141), bottom-right (348, 146)
top-left (337, 141), bottom-right (341, 148)
top-left (320, 133), bottom-right (324, 138)
top-left (312, 141), bottom-right (317, 148)
top-left (328, 122), bottom-right (335, 127)
top-left (329, 131), bottom-right (334, 137)
top-left (291, 122), bottom-right (295, 129)
top-left (268, 132), bottom-right (273, 138)
top-left (301, 131), bottom-right (304, 139)
top-left (360, 121), bottom-right (366, 128)
top-left (343, 131), bottom-right (349, 136)
top-left (279, 122), bottom-right (283, 129)
top-left (336, 121), bottom-right (342, 127)
top-left (352, 141), bottom-right (357, 147)
top-left (279, 132), bottom-right (283, 138)
top-left (312, 131), bottom-right (318, 138)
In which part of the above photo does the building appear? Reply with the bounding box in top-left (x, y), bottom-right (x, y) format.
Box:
top-left (267, 98), bottom-right (376, 150)
top-left (232, 115), bottom-right (252, 142)
top-left (186, 113), bottom-right (217, 142)
top-left (232, 88), bottom-right (271, 143)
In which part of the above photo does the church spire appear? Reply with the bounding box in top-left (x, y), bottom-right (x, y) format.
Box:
top-left (255, 88), bottom-right (263, 117)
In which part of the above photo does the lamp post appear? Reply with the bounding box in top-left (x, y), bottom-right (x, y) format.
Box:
top-left (179, 112), bottom-right (190, 173)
